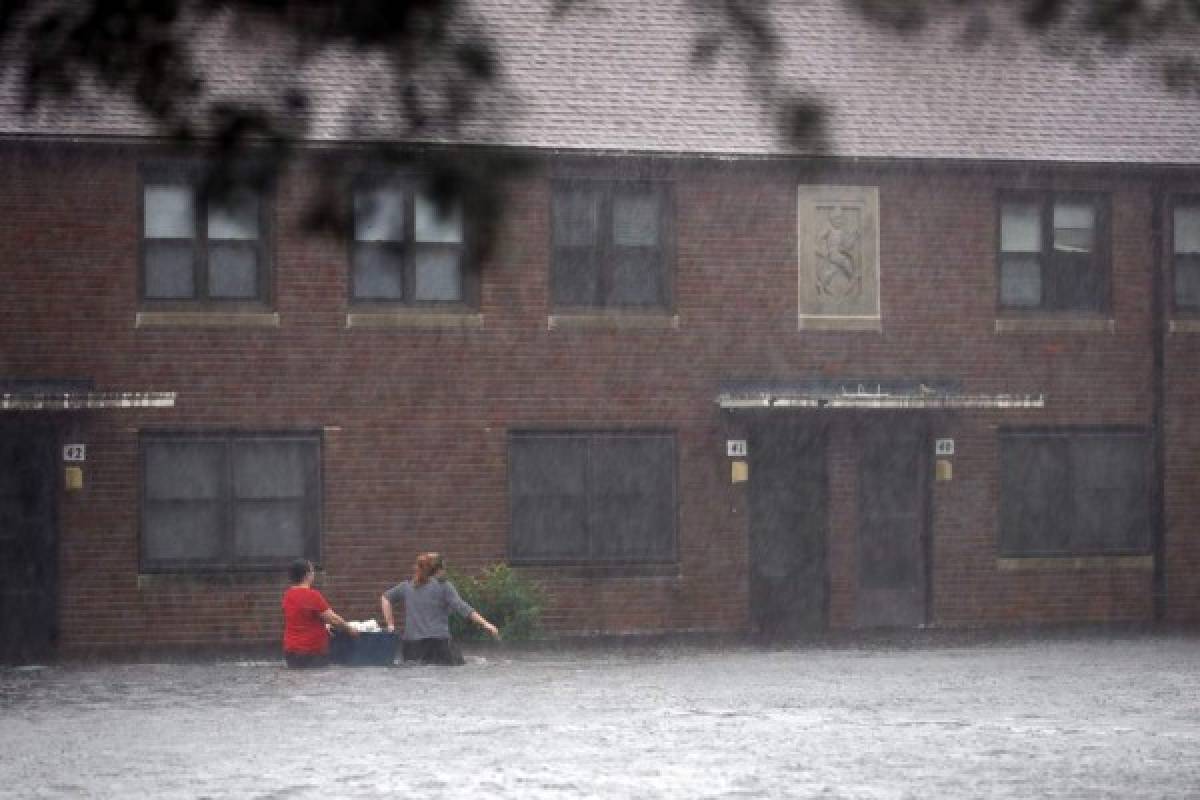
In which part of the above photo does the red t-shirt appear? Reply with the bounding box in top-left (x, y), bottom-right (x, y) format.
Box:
top-left (282, 586), bottom-right (331, 655)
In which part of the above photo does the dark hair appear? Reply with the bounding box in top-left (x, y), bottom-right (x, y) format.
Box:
top-left (288, 558), bottom-right (313, 584)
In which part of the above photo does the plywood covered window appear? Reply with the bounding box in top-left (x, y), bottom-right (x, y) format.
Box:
top-left (141, 433), bottom-right (320, 571)
top-left (999, 430), bottom-right (1149, 556)
top-left (508, 432), bottom-right (676, 563)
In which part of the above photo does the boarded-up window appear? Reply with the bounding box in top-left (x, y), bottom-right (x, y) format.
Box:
top-left (999, 430), bottom-right (1149, 556)
top-left (999, 194), bottom-right (1108, 312)
top-left (509, 432), bottom-right (676, 562)
top-left (141, 433), bottom-right (320, 571)
top-left (352, 181), bottom-right (467, 304)
top-left (551, 182), bottom-right (670, 308)
top-left (142, 174), bottom-right (268, 304)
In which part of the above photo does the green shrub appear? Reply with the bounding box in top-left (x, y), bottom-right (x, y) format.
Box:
top-left (447, 563), bottom-right (545, 641)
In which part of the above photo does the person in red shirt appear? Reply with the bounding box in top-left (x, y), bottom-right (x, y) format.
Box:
top-left (282, 558), bottom-right (358, 668)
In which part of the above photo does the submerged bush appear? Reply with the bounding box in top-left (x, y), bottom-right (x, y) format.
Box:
top-left (447, 563), bottom-right (545, 641)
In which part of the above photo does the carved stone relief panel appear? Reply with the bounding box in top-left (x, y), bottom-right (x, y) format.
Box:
top-left (797, 186), bottom-right (880, 330)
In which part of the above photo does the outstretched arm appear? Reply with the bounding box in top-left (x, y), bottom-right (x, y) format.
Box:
top-left (467, 610), bottom-right (500, 640)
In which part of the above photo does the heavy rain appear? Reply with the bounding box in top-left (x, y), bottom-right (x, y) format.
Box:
top-left (4, 0), bottom-right (1200, 797)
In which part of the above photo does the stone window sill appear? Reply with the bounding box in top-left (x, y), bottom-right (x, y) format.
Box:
top-left (797, 315), bottom-right (882, 332)
top-left (1168, 319), bottom-right (1200, 333)
top-left (995, 555), bottom-right (1152, 572)
top-left (136, 311), bottom-right (280, 329)
top-left (346, 311), bottom-right (484, 330)
top-left (994, 316), bottom-right (1115, 334)
top-left (547, 312), bottom-right (680, 331)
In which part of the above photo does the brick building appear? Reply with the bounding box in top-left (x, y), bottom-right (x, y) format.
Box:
top-left (2, 2), bottom-right (1199, 658)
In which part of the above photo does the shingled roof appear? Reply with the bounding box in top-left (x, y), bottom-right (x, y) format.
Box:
top-left (1, 0), bottom-right (1197, 164)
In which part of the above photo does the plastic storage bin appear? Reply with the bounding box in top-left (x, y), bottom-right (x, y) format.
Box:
top-left (329, 631), bottom-right (398, 666)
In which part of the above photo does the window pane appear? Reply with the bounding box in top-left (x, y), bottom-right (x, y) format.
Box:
top-left (552, 247), bottom-right (598, 305)
top-left (208, 242), bottom-right (258, 298)
top-left (609, 249), bottom-right (664, 306)
top-left (1000, 203), bottom-right (1040, 253)
top-left (352, 245), bottom-right (404, 300)
top-left (1053, 202), bottom-right (1095, 253)
top-left (145, 441), bottom-right (223, 500)
top-left (1175, 257), bottom-right (1200, 309)
top-left (1071, 436), bottom-right (1149, 553)
top-left (144, 240), bottom-right (196, 299)
top-left (233, 440), bottom-right (310, 499)
top-left (553, 188), bottom-right (599, 247)
top-left (589, 435), bottom-right (674, 560)
top-left (999, 255), bottom-right (1041, 307)
top-left (145, 185), bottom-right (195, 239)
top-left (414, 248), bottom-right (463, 301)
top-left (1000, 436), bottom-right (1070, 554)
top-left (143, 502), bottom-right (223, 561)
top-left (509, 435), bottom-right (588, 560)
top-left (510, 436), bottom-right (587, 496)
top-left (1046, 255), bottom-right (1103, 311)
top-left (207, 189), bottom-right (260, 241)
top-left (1175, 205), bottom-right (1200, 254)
top-left (510, 497), bottom-right (589, 560)
top-left (414, 192), bottom-right (463, 243)
top-left (612, 191), bottom-right (660, 246)
top-left (355, 187), bottom-right (405, 242)
top-left (235, 501), bottom-right (305, 559)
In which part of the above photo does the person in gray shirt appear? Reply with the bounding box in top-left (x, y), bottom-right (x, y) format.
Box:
top-left (381, 552), bottom-right (500, 665)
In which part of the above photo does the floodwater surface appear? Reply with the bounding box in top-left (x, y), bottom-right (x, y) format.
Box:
top-left (2, 635), bottom-right (1199, 798)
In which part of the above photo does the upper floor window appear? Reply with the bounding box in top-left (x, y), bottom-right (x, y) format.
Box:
top-left (351, 181), bottom-right (469, 304)
top-left (999, 429), bottom-right (1149, 557)
top-left (1172, 198), bottom-right (1200, 311)
top-left (141, 172), bottom-right (269, 305)
top-left (551, 181), bottom-right (671, 308)
top-left (998, 194), bottom-right (1108, 312)
top-left (141, 432), bottom-right (321, 572)
top-left (508, 431), bottom-right (676, 564)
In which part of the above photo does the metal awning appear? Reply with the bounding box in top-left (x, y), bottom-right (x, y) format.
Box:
top-left (716, 380), bottom-right (1044, 410)
top-left (1, 391), bottom-right (177, 411)
top-left (0, 380), bottom-right (175, 411)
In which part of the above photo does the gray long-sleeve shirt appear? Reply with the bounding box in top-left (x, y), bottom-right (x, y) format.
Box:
top-left (383, 579), bottom-right (475, 640)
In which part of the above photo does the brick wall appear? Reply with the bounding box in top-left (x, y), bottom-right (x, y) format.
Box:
top-left (1, 142), bottom-right (1193, 652)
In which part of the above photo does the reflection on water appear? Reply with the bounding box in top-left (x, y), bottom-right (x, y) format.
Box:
top-left (2, 637), bottom-right (1200, 799)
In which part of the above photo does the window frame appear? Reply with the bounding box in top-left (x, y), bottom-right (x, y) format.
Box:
top-left (139, 430), bottom-right (322, 573)
top-left (348, 175), bottom-right (478, 308)
top-left (998, 427), bottom-right (1151, 558)
top-left (138, 164), bottom-right (273, 309)
top-left (507, 430), bottom-right (678, 566)
top-left (549, 178), bottom-right (674, 310)
top-left (1170, 193), bottom-right (1200, 313)
top-left (996, 191), bottom-right (1110, 313)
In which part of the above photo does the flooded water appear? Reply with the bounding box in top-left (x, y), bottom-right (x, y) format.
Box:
top-left (2, 634), bottom-right (1199, 798)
